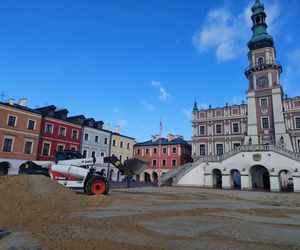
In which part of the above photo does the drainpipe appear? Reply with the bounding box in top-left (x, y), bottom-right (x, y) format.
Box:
top-left (107, 132), bottom-right (113, 179)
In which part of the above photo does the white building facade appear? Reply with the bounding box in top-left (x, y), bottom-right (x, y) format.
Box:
top-left (162, 0), bottom-right (300, 192)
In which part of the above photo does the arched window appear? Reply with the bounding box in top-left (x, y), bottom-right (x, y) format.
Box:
top-left (257, 57), bottom-right (264, 67)
top-left (256, 16), bottom-right (261, 24)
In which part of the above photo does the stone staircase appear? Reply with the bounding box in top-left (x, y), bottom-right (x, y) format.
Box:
top-left (161, 144), bottom-right (300, 186)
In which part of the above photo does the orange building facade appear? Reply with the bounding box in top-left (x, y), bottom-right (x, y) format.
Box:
top-left (0, 101), bottom-right (42, 163)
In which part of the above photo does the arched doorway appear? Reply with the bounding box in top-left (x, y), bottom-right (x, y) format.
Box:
top-left (213, 169), bottom-right (222, 189)
top-left (152, 172), bottom-right (158, 183)
top-left (279, 170), bottom-right (293, 192)
top-left (144, 172), bottom-right (151, 182)
top-left (0, 162), bottom-right (10, 176)
top-left (250, 165), bottom-right (270, 190)
top-left (230, 169), bottom-right (241, 189)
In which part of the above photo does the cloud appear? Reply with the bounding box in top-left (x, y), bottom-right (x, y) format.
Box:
top-left (226, 96), bottom-right (246, 106)
top-left (141, 99), bottom-right (156, 112)
top-left (118, 119), bottom-right (128, 128)
top-left (151, 81), bottom-right (171, 101)
top-left (183, 108), bottom-right (192, 120)
top-left (192, 1), bottom-right (280, 61)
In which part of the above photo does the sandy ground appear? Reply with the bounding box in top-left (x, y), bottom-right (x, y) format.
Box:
top-left (0, 176), bottom-right (300, 250)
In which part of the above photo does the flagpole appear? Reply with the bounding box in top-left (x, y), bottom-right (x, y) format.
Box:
top-left (158, 118), bottom-right (162, 186)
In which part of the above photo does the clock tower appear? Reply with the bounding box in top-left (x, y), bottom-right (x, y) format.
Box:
top-left (244, 0), bottom-right (293, 150)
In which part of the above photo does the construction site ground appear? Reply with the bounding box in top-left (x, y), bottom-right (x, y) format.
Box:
top-left (0, 175), bottom-right (300, 250)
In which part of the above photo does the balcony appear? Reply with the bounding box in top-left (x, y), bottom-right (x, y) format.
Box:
top-left (245, 60), bottom-right (282, 77)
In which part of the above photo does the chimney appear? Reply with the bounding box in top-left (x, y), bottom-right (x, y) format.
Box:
top-left (151, 135), bottom-right (159, 142)
top-left (8, 98), bottom-right (15, 105)
top-left (114, 126), bottom-right (120, 134)
top-left (105, 123), bottom-right (110, 131)
top-left (18, 98), bottom-right (27, 107)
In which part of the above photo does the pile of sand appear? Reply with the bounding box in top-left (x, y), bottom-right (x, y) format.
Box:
top-left (0, 175), bottom-right (84, 230)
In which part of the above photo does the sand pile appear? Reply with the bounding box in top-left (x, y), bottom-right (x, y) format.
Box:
top-left (0, 175), bottom-right (84, 229)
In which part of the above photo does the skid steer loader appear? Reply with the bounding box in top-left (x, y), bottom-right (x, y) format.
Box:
top-left (18, 151), bottom-right (149, 195)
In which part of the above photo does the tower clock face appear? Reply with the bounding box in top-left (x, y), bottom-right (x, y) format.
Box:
top-left (257, 76), bottom-right (269, 87)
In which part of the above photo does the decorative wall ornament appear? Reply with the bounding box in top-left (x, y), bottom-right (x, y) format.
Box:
top-left (253, 153), bottom-right (262, 161)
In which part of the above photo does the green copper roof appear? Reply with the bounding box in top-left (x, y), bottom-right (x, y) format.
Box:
top-left (193, 97), bottom-right (198, 112)
top-left (248, 0), bottom-right (274, 51)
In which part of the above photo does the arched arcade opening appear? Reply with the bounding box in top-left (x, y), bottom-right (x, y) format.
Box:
top-left (279, 170), bottom-right (294, 192)
top-left (213, 169), bottom-right (222, 189)
top-left (152, 172), bottom-right (158, 183)
top-left (230, 169), bottom-right (241, 189)
top-left (144, 172), bottom-right (151, 182)
top-left (250, 165), bottom-right (270, 190)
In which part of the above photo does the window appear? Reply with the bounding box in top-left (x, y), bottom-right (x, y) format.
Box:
top-left (104, 138), bottom-right (108, 145)
top-left (83, 150), bottom-right (87, 158)
top-left (163, 147), bottom-right (167, 154)
top-left (216, 144), bottom-right (223, 156)
top-left (215, 124), bottom-right (222, 134)
top-left (260, 98), bottom-right (268, 107)
top-left (137, 149), bottom-right (141, 155)
top-left (45, 124), bottom-right (53, 134)
top-left (101, 152), bottom-right (105, 157)
top-left (153, 160), bottom-right (157, 167)
top-left (126, 156), bottom-right (129, 160)
top-left (42, 143), bottom-right (51, 156)
top-left (262, 117), bottom-right (269, 129)
top-left (172, 159), bottom-right (176, 167)
top-left (120, 141), bottom-right (123, 148)
top-left (113, 140), bottom-right (116, 147)
top-left (200, 112), bottom-right (205, 118)
top-left (127, 143), bottom-right (130, 149)
top-left (24, 140), bottom-right (33, 154)
top-left (257, 57), bottom-right (264, 67)
top-left (296, 118), bottom-right (300, 129)
top-left (72, 130), bottom-right (78, 139)
top-left (70, 146), bottom-right (76, 151)
top-left (145, 148), bottom-right (149, 154)
top-left (95, 136), bottom-right (99, 143)
top-left (199, 125), bottom-right (206, 135)
top-left (162, 159), bottom-right (166, 167)
top-left (153, 148), bottom-right (157, 154)
top-left (232, 123), bottom-right (239, 133)
top-left (59, 127), bottom-right (66, 136)
top-left (232, 109), bottom-right (238, 115)
top-left (200, 144), bottom-right (206, 156)
top-left (233, 143), bottom-right (240, 149)
top-left (3, 137), bottom-right (14, 152)
top-left (298, 140), bottom-right (300, 153)
top-left (92, 151), bottom-right (96, 157)
top-left (7, 115), bottom-right (16, 126)
top-left (84, 133), bottom-right (89, 141)
top-left (119, 155), bottom-right (123, 162)
top-left (57, 145), bottom-right (64, 152)
top-left (172, 147), bottom-right (176, 154)
top-left (27, 120), bottom-right (36, 130)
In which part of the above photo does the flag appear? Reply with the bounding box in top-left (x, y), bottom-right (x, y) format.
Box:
top-left (160, 119), bottom-right (163, 132)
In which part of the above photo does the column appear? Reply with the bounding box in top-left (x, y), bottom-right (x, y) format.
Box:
top-left (241, 175), bottom-right (250, 190)
top-left (204, 174), bottom-right (213, 188)
top-left (270, 175), bottom-right (280, 192)
top-left (293, 176), bottom-right (300, 193)
top-left (222, 174), bottom-right (231, 189)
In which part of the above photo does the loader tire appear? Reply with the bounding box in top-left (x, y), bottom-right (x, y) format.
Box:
top-left (85, 175), bottom-right (109, 195)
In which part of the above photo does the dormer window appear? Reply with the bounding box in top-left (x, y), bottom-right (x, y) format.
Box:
top-left (257, 57), bottom-right (264, 67)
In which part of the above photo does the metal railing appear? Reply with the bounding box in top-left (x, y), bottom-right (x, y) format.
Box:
top-left (245, 60), bottom-right (281, 73)
top-left (161, 144), bottom-right (300, 185)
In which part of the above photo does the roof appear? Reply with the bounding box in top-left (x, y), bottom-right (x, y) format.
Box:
top-left (134, 138), bottom-right (191, 147)
top-left (0, 102), bottom-right (41, 115)
top-left (112, 132), bottom-right (135, 140)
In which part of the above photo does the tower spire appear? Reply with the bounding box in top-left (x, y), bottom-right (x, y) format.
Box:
top-left (193, 97), bottom-right (198, 112)
top-left (248, 0), bottom-right (274, 51)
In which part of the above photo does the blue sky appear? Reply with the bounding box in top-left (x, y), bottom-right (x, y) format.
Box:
top-left (1, 0), bottom-right (300, 142)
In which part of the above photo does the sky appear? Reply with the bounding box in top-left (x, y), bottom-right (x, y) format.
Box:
top-left (1, 0), bottom-right (300, 142)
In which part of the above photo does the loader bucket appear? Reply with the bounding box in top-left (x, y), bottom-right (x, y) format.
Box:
top-left (123, 158), bottom-right (149, 175)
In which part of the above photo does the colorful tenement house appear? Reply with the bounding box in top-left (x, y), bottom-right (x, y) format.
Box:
top-left (161, 0), bottom-right (300, 192)
top-left (134, 134), bottom-right (191, 182)
top-left (0, 99), bottom-right (42, 171)
top-left (36, 105), bottom-right (82, 161)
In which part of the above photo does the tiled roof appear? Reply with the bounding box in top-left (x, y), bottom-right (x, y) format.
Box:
top-left (135, 138), bottom-right (191, 147)
top-left (0, 102), bottom-right (41, 115)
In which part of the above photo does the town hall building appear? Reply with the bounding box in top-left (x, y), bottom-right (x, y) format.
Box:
top-left (161, 0), bottom-right (300, 192)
